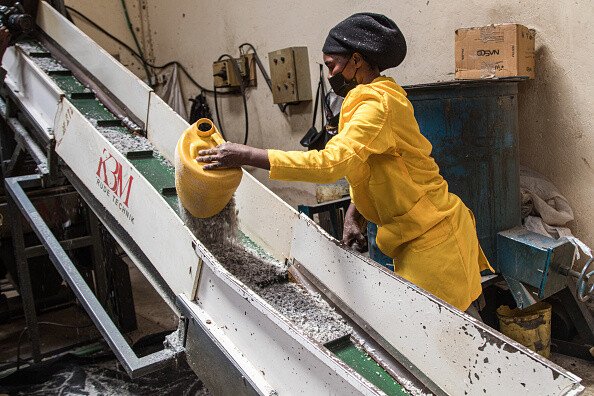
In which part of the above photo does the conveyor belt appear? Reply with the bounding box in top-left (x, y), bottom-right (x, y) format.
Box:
top-left (16, 37), bottom-right (416, 396)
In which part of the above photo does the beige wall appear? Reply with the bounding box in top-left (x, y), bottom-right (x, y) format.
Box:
top-left (62, 1), bottom-right (594, 249)
top-left (65, 0), bottom-right (153, 81)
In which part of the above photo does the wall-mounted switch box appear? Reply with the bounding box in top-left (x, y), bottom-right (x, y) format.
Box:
top-left (213, 59), bottom-right (242, 88)
top-left (213, 59), bottom-right (241, 88)
top-left (268, 47), bottom-right (312, 104)
top-left (213, 54), bottom-right (257, 89)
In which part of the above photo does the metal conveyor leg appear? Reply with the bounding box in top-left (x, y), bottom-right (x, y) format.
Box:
top-left (4, 174), bottom-right (185, 378)
top-left (7, 188), bottom-right (42, 362)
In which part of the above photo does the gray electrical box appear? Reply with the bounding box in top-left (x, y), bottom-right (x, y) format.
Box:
top-left (268, 47), bottom-right (312, 104)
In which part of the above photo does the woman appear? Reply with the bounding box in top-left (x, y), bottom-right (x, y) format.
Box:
top-left (197, 13), bottom-right (493, 313)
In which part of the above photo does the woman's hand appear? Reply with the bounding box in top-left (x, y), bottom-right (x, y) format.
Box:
top-left (197, 142), bottom-right (252, 170)
top-left (197, 142), bottom-right (271, 171)
top-left (342, 203), bottom-right (368, 252)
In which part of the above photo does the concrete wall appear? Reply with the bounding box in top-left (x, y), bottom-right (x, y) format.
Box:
top-left (63, 1), bottom-right (594, 249)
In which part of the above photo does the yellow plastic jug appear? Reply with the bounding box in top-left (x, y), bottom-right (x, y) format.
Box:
top-left (175, 118), bottom-right (242, 218)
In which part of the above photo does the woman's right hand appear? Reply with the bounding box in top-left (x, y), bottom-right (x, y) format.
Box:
top-left (342, 203), bottom-right (368, 252)
top-left (197, 143), bottom-right (270, 170)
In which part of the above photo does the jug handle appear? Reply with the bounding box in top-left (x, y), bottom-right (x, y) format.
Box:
top-left (211, 132), bottom-right (226, 146)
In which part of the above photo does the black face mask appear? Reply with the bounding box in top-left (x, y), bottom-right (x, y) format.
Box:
top-left (328, 64), bottom-right (358, 97)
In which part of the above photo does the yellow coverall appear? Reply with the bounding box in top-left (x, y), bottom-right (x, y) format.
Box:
top-left (268, 77), bottom-right (493, 311)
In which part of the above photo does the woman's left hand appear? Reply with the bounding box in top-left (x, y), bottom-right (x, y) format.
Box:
top-left (197, 142), bottom-right (252, 170)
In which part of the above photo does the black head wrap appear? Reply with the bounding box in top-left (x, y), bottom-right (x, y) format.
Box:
top-left (322, 13), bottom-right (407, 71)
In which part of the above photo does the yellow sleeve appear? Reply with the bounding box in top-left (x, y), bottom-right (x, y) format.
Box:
top-left (269, 89), bottom-right (390, 184)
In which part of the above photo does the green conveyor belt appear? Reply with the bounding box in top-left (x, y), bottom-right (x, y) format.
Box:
top-left (51, 75), bottom-right (87, 94)
top-left (69, 97), bottom-right (118, 122)
top-left (128, 154), bottom-right (179, 213)
top-left (326, 337), bottom-right (410, 396)
top-left (21, 39), bottom-right (180, 213)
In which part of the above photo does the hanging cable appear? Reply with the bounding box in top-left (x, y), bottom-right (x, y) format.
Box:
top-left (239, 42), bottom-right (287, 113)
top-left (240, 84), bottom-right (249, 145)
top-left (216, 54), bottom-right (249, 145)
top-left (213, 85), bottom-right (225, 140)
top-left (65, 6), bottom-right (251, 141)
top-left (64, 6), bottom-right (234, 96)
top-left (239, 43), bottom-right (272, 92)
top-left (118, 0), bottom-right (153, 83)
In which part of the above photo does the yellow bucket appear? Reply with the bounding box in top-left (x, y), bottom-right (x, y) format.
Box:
top-left (496, 302), bottom-right (552, 358)
top-left (174, 118), bottom-right (242, 218)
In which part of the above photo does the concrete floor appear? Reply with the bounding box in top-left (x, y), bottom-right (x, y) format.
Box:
top-left (122, 260), bottom-right (178, 342)
top-left (0, 257), bottom-right (592, 394)
top-left (549, 354), bottom-right (594, 396)
top-left (0, 262), bottom-right (177, 366)
top-left (0, 261), bottom-right (197, 395)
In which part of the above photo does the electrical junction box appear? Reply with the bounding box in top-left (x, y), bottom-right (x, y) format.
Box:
top-left (213, 59), bottom-right (241, 88)
top-left (213, 54), bottom-right (257, 89)
top-left (268, 47), bottom-right (312, 104)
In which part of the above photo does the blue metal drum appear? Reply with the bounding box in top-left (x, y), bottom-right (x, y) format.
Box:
top-left (403, 80), bottom-right (522, 264)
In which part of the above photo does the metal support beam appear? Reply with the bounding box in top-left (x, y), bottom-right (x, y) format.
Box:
top-left (24, 235), bottom-right (94, 258)
top-left (4, 174), bottom-right (184, 378)
top-left (60, 166), bottom-right (177, 311)
top-left (87, 209), bottom-right (137, 332)
top-left (7, 177), bottom-right (42, 362)
top-left (5, 143), bottom-right (24, 177)
top-left (88, 212), bottom-right (109, 310)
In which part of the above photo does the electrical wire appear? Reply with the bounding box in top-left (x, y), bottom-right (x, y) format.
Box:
top-left (239, 43), bottom-right (287, 114)
top-left (64, 6), bottom-right (234, 95)
top-left (148, 60), bottom-right (234, 95)
top-left (119, 0), bottom-right (153, 83)
top-left (65, 6), bottom-right (139, 59)
top-left (212, 85), bottom-right (225, 140)
top-left (64, 8), bottom-right (270, 143)
top-left (216, 54), bottom-right (249, 145)
top-left (239, 43), bottom-right (272, 91)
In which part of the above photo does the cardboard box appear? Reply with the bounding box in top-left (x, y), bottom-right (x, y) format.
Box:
top-left (455, 24), bottom-right (535, 80)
